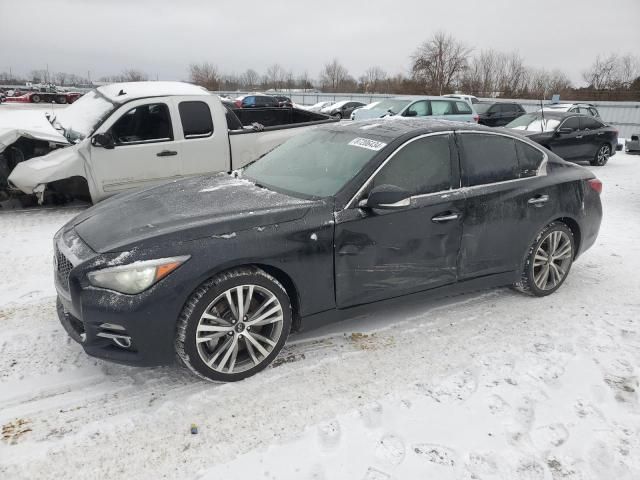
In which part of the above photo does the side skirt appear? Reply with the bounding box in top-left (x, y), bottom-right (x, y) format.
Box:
top-left (298, 271), bottom-right (518, 333)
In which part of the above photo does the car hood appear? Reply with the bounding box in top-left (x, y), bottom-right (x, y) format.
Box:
top-left (0, 110), bottom-right (68, 154)
top-left (70, 173), bottom-right (316, 253)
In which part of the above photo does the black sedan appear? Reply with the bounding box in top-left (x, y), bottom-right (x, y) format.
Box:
top-left (475, 101), bottom-right (526, 126)
top-left (321, 100), bottom-right (366, 119)
top-left (54, 119), bottom-right (603, 382)
top-left (506, 112), bottom-right (618, 166)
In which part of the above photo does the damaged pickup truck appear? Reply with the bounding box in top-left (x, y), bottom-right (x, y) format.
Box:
top-left (1, 81), bottom-right (336, 204)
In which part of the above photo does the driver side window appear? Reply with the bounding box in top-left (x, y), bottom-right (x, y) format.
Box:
top-left (370, 135), bottom-right (452, 196)
top-left (111, 103), bottom-right (173, 145)
top-left (406, 101), bottom-right (429, 117)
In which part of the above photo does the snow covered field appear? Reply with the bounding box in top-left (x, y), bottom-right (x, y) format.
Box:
top-left (0, 152), bottom-right (639, 480)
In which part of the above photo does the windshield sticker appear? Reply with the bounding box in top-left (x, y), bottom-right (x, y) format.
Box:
top-left (348, 137), bottom-right (387, 151)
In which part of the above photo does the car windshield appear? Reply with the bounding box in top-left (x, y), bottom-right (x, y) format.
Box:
top-left (474, 103), bottom-right (493, 113)
top-left (507, 114), bottom-right (560, 132)
top-left (54, 90), bottom-right (115, 142)
top-left (242, 129), bottom-right (383, 198)
top-left (372, 99), bottom-right (411, 114)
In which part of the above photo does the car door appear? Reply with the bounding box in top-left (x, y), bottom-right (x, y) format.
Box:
top-left (334, 133), bottom-right (464, 307)
top-left (429, 99), bottom-right (455, 120)
top-left (89, 98), bottom-right (182, 197)
top-left (548, 116), bottom-right (582, 160)
top-left (580, 116), bottom-right (608, 159)
top-left (402, 100), bottom-right (429, 117)
top-left (456, 132), bottom-right (552, 278)
top-left (484, 104), bottom-right (500, 126)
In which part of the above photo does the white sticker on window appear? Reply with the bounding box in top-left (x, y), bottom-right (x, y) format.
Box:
top-left (348, 137), bottom-right (387, 151)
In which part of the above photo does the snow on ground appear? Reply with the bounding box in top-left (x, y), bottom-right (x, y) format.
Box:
top-left (0, 153), bottom-right (639, 479)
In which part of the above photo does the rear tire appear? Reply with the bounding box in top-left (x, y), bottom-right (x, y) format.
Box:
top-left (333, 112), bottom-right (342, 120)
top-left (175, 267), bottom-right (292, 382)
top-left (515, 222), bottom-right (575, 297)
top-left (31, 94), bottom-right (41, 103)
top-left (56, 95), bottom-right (67, 104)
top-left (590, 143), bottom-right (610, 166)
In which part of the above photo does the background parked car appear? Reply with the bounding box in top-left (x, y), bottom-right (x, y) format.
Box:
top-left (444, 93), bottom-right (480, 105)
top-left (272, 95), bottom-right (293, 107)
top-left (507, 112), bottom-right (618, 166)
top-left (474, 101), bottom-right (526, 126)
top-left (234, 94), bottom-right (279, 108)
top-left (352, 96), bottom-right (478, 123)
top-left (625, 134), bottom-right (640, 153)
top-left (321, 100), bottom-right (367, 119)
top-left (304, 101), bottom-right (334, 112)
top-left (539, 103), bottom-right (600, 118)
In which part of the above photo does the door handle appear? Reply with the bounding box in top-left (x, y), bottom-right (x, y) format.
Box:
top-left (431, 212), bottom-right (460, 223)
top-left (597, 132), bottom-right (604, 135)
top-left (575, 135), bottom-right (583, 139)
top-left (338, 245), bottom-right (360, 256)
top-left (157, 150), bottom-right (178, 157)
top-left (528, 194), bottom-right (549, 205)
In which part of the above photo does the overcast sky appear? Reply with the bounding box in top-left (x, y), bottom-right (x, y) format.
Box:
top-left (1, 0), bottom-right (638, 85)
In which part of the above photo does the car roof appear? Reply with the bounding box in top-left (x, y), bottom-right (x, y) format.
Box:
top-left (528, 111), bottom-right (592, 119)
top-left (97, 81), bottom-right (209, 103)
top-left (324, 117), bottom-right (498, 142)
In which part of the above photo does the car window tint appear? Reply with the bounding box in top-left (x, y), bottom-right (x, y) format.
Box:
top-left (111, 103), bottom-right (172, 144)
top-left (406, 101), bottom-right (429, 116)
top-left (560, 117), bottom-right (580, 131)
top-left (179, 101), bottom-right (213, 138)
top-left (515, 141), bottom-right (544, 178)
top-left (499, 104), bottom-right (513, 113)
top-left (455, 101), bottom-right (472, 114)
top-left (371, 135), bottom-right (451, 195)
top-left (459, 133), bottom-right (519, 186)
top-left (580, 116), bottom-right (603, 130)
top-left (431, 100), bottom-right (454, 115)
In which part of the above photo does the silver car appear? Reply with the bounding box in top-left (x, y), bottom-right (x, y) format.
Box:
top-left (351, 96), bottom-right (478, 123)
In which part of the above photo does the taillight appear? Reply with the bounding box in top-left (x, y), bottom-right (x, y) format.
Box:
top-left (588, 178), bottom-right (602, 194)
top-left (473, 114), bottom-right (479, 123)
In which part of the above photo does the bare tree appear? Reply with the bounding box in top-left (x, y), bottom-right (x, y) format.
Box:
top-left (54, 72), bottom-right (68, 86)
top-left (120, 69), bottom-right (149, 82)
top-left (361, 66), bottom-right (388, 93)
top-left (241, 69), bottom-right (259, 89)
top-left (266, 64), bottom-right (286, 89)
top-left (189, 62), bottom-right (219, 90)
top-left (319, 59), bottom-right (349, 92)
top-left (582, 54), bottom-right (618, 89)
top-left (411, 32), bottom-right (471, 95)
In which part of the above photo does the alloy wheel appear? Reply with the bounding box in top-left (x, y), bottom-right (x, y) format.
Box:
top-left (597, 145), bottom-right (610, 165)
top-left (532, 230), bottom-right (573, 291)
top-left (195, 284), bottom-right (284, 374)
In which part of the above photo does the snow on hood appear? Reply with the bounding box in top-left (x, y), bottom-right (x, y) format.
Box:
top-left (0, 110), bottom-right (68, 153)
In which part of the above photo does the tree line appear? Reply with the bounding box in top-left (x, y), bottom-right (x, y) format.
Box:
top-left (2, 32), bottom-right (639, 100)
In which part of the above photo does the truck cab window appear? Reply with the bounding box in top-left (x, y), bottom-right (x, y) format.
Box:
top-left (179, 101), bottom-right (214, 138)
top-left (111, 103), bottom-right (173, 144)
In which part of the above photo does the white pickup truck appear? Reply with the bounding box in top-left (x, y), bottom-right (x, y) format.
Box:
top-left (1, 82), bottom-right (335, 203)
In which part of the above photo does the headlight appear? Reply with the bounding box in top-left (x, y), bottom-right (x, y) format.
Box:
top-left (87, 256), bottom-right (190, 294)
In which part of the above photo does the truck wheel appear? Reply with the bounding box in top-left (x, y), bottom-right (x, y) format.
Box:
top-left (31, 94), bottom-right (41, 103)
top-left (176, 267), bottom-right (292, 382)
top-left (56, 95), bottom-right (67, 104)
top-left (590, 144), bottom-right (610, 166)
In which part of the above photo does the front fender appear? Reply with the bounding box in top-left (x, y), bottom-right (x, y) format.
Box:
top-left (8, 143), bottom-right (88, 194)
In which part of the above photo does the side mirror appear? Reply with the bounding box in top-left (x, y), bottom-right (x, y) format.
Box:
top-left (557, 127), bottom-right (573, 135)
top-left (359, 184), bottom-right (411, 210)
top-left (403, 110), bottom-right (417, 117)
top-left (91, 133), bottom-right (115, 149)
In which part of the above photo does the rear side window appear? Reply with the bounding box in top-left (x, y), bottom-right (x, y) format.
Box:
top-left (430, 100), bottom-right (454, 115)
top-left (560, 117), bottom-right (580, 131)
top-left (371, 135), bottom-right (451, 195)
top-left (458, 133), bottom-right (519, 186)
top-left (179, 101), bottom-right (213, 138)
top-left (515, 141), bottom-right (544, 178)
top-left (580, 117), bottom-right (603, 130)
top-left (455, 101), bottom-right (472, 114)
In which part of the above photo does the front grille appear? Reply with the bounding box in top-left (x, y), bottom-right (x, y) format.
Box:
top-left (55, 246), bottom-right (74, 288)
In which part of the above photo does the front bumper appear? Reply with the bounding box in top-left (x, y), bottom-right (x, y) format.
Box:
top-left (54, 228), bottom-right (185, 367)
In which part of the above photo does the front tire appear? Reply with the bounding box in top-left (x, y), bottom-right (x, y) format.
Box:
top-left (590, 143), bottom-right (610, 166)
top-left (516, 222), bottom-right (575, 297)
top-left (175, 267), bottom-right (292, 382)
top-left (31, 94), bottom-right (41, 103)
top-left (332, 112), bottom-right (342, 120)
